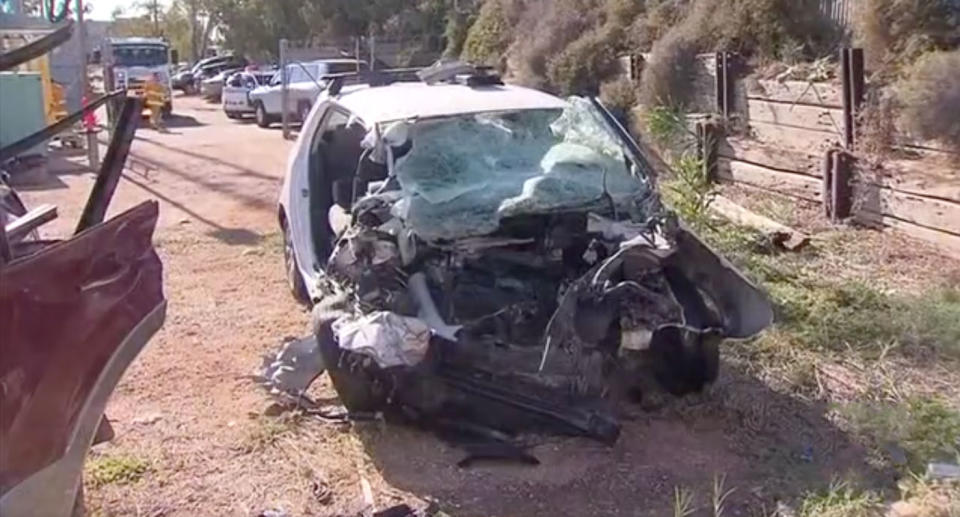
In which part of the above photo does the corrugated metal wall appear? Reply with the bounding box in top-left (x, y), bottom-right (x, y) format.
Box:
top-left (820, 0), bottom-right (855, 31)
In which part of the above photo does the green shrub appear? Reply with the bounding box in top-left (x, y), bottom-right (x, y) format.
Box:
top-left (843, 398), bottom-right (960, 472)
top-left (897, 50), bottom-right (960, 154)
top-left (462, 0), bottom-right (513, 67)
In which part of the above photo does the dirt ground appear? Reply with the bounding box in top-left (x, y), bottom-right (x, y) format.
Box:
top-left (16, 96), bottom-right (958, 517)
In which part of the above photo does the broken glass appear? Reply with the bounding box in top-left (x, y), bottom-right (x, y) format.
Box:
top-left (389, 98), bottom-right (651, 241)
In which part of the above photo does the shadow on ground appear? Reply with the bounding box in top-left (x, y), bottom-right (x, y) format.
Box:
top-left (352, 362), bottom-right (892, 517)
top-left (164, 113), bottom-right (205, 128)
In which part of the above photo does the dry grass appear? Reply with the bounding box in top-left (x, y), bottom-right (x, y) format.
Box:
top-left (854, 0), bottom-right (960, 73)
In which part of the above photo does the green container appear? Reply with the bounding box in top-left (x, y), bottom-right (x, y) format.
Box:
top-left (0, 71), bottom-right (47, 158)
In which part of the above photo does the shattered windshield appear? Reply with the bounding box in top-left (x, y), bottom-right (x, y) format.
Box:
top-left (390, 97), bottom-right (651, 241)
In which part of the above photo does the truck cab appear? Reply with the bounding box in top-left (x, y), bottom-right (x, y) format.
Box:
top-left (104, 37), bottom-right (175, 116)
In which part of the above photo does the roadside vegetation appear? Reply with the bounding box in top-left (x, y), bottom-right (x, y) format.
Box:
top-left (84, 454), bottom-right (151, 488)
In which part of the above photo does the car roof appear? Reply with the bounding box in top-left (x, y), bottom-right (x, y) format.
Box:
top-left (334, 82), bottom-right (567, 124)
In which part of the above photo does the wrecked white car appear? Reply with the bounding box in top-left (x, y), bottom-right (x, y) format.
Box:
top-left (270, 65), bottom-right (772, 446)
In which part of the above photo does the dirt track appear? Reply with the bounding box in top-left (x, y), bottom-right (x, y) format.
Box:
top-left (20, 96), bottom-right (897, 516)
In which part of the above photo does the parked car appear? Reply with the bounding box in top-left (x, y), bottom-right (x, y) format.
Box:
top-left (170, 64), bottom-right (193, 92)
top-left (222, 69), bottom-right (277, 119)
top-left (249, 59), bottom-right (366, 128)
top-left (200, 67), bottom-right (242, 102)
top-left (172, 55), bottom-right (243, 94)
top-left (271, 63), bottom-right (773, 445)
top-left (190, 55), bottom-right (247, 94)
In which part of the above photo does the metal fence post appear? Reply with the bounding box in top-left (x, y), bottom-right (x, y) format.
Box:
top-left (280, 38), bottom-right (290, 140)
top-left (714, 52), bottom-right (734, 118)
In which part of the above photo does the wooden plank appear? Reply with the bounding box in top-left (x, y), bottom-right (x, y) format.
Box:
top-left (744, 79), bottom-right (843, 108)
top-left (717, 158), bottom-right (822, 202)
top-left (711, 195), bottom-right (809, 250)
top-left (748, 120), bottom-right (842, 155)
top-left (856, 209), bottom-right (960, 257)
top-left (871, 158), bottom-right (960, 202)
top-left (855, 183), bottom-right (960, 236)
top-left (746, 99), bottom-right (844, 134)
top-left (719, 137), bottom-right (823, 177)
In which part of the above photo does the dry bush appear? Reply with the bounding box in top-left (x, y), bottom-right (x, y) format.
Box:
top-left (628, 0), bottom-right (686, 50)
top-left (638, 29), bottom-right (699, 108)
top-left (854, 0), bottom-right (960, 73)
top-left (857, 86), bottom-right (901, 157)
top-left (546, 24), bottom-right (625, 96)
top-left (506, 0), bottom-right (603, 89)
top-left (897, 50), bottom-right (960, 154)
top-left (600, 76), bottom-right (638, 112)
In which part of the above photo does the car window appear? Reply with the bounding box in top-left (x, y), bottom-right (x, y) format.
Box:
top-left (226, 74), bottom-right (242, 88)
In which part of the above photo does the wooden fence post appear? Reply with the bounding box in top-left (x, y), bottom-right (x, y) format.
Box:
top-left (822, 147), bottom-right (854, 221)
top-left (841, 47), bottom-right (865, 150)
top-left (697, 120), bottom-right (720, 182)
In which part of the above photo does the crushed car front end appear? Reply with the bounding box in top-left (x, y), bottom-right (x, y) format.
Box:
top-left (271, 86), bottom-right (772, 445)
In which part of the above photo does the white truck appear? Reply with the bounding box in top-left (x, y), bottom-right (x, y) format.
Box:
top-left (102, 37), bottom-right (175, 117)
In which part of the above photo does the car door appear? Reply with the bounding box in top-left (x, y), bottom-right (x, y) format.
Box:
top-left (305, 106), bottom-right (368, 262)
top-left (0, 202), bottom-right (166, 516)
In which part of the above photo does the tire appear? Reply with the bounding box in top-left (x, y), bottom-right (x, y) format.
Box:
top-left (282, 219), bottom-right (311, 305)
top-left (255, 102), bottom-right (272, 128)
top-left (648, 326), bottom-right (721, 396)
top-left (312, 301), bottom-right (386, 413)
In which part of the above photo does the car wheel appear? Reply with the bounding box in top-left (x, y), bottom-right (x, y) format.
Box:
top-left (297, 101), bottom-right (312, 123)
top-left (648, 326), bottom-right (721, 396)
top-left (312, 300), bottom-right (387, 413)
top-left (282, 219), bottom-right (310, 305)
top-left (255, 102), bottom-right (271, 128)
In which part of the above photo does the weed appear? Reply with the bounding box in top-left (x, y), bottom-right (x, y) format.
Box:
top-left (897, 475), bottom-right (960, 517)
top-left (241, 413), bottom-right (303, 453)
top-left (85, 455), bottom-right (151, 488)
top-left (797, 479), bottom-right (882, 517)
top-left (673, 486), bottom-right (696, 517)
top-left (664, 153), bottom-right (714, 229)
top-left (842, 397), bottom-right (960, 473)
top-left (712, 474), bottom-right (737, 517)
top-left (645, 105), bottom-right (689, 148)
